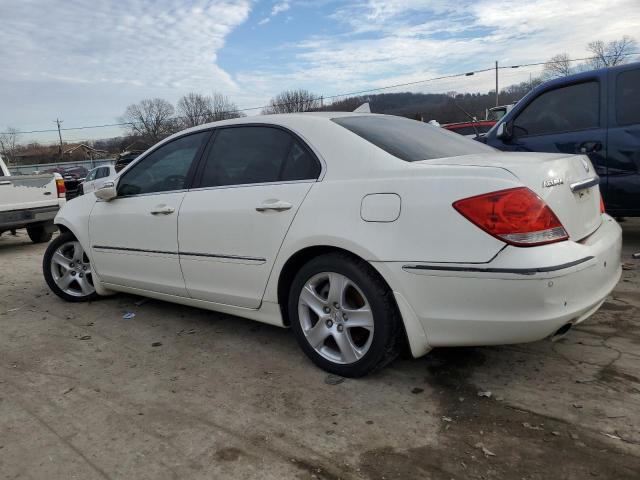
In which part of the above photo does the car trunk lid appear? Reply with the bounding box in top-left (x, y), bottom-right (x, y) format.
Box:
top-left (419, 152), bottom-right (602, 241)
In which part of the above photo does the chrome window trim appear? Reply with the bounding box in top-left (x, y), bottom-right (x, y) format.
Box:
top-left (187, 178), bottom-right (316, 193)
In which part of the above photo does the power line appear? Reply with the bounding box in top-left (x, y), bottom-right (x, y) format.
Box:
top-left (2, 52), bottom-right (639, 136)
top-left (0, 67), bottom-right (496, 135)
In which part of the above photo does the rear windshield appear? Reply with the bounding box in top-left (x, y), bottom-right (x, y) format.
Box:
top-left (332, 115), bottom-right (494, 162)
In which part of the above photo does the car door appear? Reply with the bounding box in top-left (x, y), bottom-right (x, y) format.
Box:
top-left (606, 67), bottom-right (640, 215)
top-left (496, 79), bottom-right (608, 185)
top-left (92, 166), bottom-right (108, 191)
top-left (178, 125), bottom-right (322, 308)
top-left (83, 168), bottom-right (97, 193)
top-left (89, 131), bottom-right (211, 295)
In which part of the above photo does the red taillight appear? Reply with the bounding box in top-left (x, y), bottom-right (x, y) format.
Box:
top-left (600, 195), bottom-right (605, 214)
top-left (453, 187), bottom-right (568, 247)
top-left (56, 178), bottom-right (66, 198)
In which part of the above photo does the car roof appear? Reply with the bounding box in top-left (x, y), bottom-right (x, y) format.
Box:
top-left (153, 112), bottom-right (387, 148)
top-left (532, 61), bottom-right (640, 91)
top-left (182, 111), bottom-right (377, 132)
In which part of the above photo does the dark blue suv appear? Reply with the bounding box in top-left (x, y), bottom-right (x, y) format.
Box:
top-left (484, 62), bottom-right (640, 216)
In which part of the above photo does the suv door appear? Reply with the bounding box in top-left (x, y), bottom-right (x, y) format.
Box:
top-left (178, 125), bottom-right (322, 308)
top-left (89, 131), bottom-right (210, 295)
top-left (606, 67), bottom-right (640, 215)
top-left (492, 79), bottom-right (607, 192)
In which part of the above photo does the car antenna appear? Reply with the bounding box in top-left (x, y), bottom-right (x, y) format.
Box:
top-left (454, 101), bottom-right (481, 139)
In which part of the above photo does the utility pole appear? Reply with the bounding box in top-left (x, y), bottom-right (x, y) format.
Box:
top-left (495, 61), bottom-right (499, 106)
top-left (55, 118), bottom-right (64, 161)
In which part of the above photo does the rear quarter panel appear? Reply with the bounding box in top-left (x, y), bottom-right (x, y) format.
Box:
top-left (262, 162), bottom-right (521, 303)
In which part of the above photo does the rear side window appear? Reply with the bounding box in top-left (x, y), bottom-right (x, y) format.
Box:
top-left (197, 126), bottom-right (320, 188)
top-left (331, 115), bottom-right (494, 162)
top-left (514, 81), bottom-right (599, 136)
top-left (615, 70), bottom-right (640, 126)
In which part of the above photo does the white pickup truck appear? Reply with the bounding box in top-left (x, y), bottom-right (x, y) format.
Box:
top-left (0, 155), bottom-right (66, 243)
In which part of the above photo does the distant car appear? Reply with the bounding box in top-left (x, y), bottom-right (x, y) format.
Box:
top-left (484, 62), bottom-right (640, 216)
top-left (114, 150), bottom-right (144, 172)
top-left (43, 113), bottom-right (621, 377)
top-left (443, 120), bottom-right (496, 137)
top-left (80, 165), bottom-right (116, 195)
top-left (486, 104), bottom-right (516, 122)
top-left (45, 166), bottom-right (88, 199)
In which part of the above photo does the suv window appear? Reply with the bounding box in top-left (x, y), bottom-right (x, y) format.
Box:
top-left (85, 169), bottom-right (97, 182)
top-left (118, 131), bottom-right (209, 196)
top-left (514, 81), bottom-right (599, 136)
top-left (198, 126), bottom-right (320, 188)
top-left (616, 69), bottom-right (640, 126)
top-left (332, 115), bottom-right (494, 162)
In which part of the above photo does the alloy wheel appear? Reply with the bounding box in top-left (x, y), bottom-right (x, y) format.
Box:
top-left (297, 272), bottom-right (374, 364)
top-left (50, 240), bottom-right (95, 297)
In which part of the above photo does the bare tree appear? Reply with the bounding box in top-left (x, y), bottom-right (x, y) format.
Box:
top-left (543, 53), bottom-right (573, 78)
top-left (588, 36), bottom-right (637, 68)
top-left (121, 98), bottom-right (176, 143)
top-left (177, 93), bottom-right (212, 128)
top-left (262, 89), bottom-right (320, 114)
top-left (210, 93), bottom-right (244, 121)
top-left (0, 127), bottom-right (20, 166)
top-left (176, 92), bottom-right (244, 128)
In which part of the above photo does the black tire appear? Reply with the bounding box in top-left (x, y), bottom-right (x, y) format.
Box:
top-left (27, 225), bottom-right (53, 243)
top-left (43, 232), bottom-right (100, 302)
top-left (288, 252), bottom-right (401, 377)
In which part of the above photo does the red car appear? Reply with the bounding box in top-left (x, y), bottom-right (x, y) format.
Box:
top-left (442, 120), bottom-right (496, 137)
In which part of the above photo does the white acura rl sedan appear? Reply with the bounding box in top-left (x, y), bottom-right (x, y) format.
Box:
top-left (43, 113), bottom-right (622, 377)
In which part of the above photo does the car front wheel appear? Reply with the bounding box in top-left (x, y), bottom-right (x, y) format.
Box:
top-left (288, 253), bottom-right (401, 377)
top-left (43, 232), bottom-right (100, 302)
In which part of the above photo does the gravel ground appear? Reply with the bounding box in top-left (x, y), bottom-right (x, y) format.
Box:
top-left (1, 220), bottom-right (639, 480)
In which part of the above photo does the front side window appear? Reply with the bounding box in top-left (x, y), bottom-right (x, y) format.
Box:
top-left (85, 169), bottom-right (97, 182)
top-left (197, 126), bottom-right (320, 188)
top-left (615, 69), bottom-right (640, 126)
top-left (513, 81), bottom-right (599, 137)
top-left (332, 115), bottom-right (494, 162)
top-left (118, 131), bottom-right (209, 196)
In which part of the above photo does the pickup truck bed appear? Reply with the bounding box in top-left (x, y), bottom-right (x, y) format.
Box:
top-left (1, 156), bottom-right (66, 243)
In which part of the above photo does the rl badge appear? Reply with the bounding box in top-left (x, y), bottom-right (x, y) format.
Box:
top-left (543, 178), bottom-right (564, 188)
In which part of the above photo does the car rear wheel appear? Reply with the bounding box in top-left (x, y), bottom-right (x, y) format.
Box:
top-left (27, 225), bottom-right (53, 243)
top-left (288, 252), bottom-right (401, 377)
top-left (43, 232), bottom-right (100, 302)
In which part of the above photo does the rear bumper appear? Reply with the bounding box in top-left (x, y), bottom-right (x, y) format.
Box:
top-left (0, 205), bottom-right (59, 231)
top-left (375, 215), bottom-right (622, 351)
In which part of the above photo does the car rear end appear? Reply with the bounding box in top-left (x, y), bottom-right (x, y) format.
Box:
top-left (327, 114), bottom-right (621, 351)
top-left (383, 152), bottom-right (621, 347)
top-left (0, 171), bottom-right (66, 235)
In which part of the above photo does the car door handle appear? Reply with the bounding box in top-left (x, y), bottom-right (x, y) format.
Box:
top-left (255, 200), bottom-right (293, 212)
top-left (150, 205), bottom-right (175, 215)
top-left (0, 180), bottom-right (11, 185)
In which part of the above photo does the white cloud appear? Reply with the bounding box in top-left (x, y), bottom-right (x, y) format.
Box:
top-left (0, 0), bottom-right (252, 91)
top-left (258, 0), bottom-right (291, 25)
top-left (248, 0), bottom-right (640, 98)
top-left (272, 1), bottom-right (291, 16)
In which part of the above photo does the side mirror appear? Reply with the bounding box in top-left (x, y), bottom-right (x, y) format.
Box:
top-left (496, 121), bottom-right (513, 141)
top-left (95, 181), bottom-right (117, 201)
